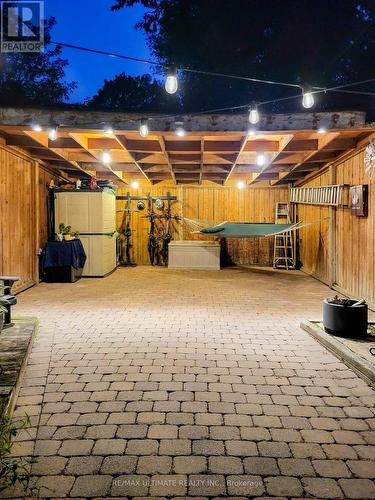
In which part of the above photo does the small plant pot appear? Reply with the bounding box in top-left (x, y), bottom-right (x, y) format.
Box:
top-left (323, 299), bottom-right (368, 338)
top-left (63, 235), bottom-right (72, 241)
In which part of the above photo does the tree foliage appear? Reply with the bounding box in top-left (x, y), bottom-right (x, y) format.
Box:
top-left (87, 72), bottom-right (177, 112)
top-left (110, 0), bottom-right (375, 114)
top-left (0, 16), bottom-right (76, 106)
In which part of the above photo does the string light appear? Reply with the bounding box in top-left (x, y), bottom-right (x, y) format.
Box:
top-left (175, 122), bottom-right (186, 137)
top-left (256, 152), bottom-right (266, 167)
top-left (131, 180), bottom-right (139, 189)
top-left (249, 103), bottom-right (260, 124)
top-left (101, 150), bottom-right (111, 164)
top-left (139, 118), bottom-right (149, 137)
top-left (318, 126), bottom-right (327, 134)
top-left (165, 65), bottom-right (178, 94)
top-left (31, 124), bottom-right (42, 132)
top-left (48, 126), bottom-right (58, 141)
top-left (237, 180), bottom-right (246, 189)
top-left (302, 87), bottom-right (315, 109)
top-left (104, 126), bottom-right (114, 134)
top-left (247, 128), bottom-right (257, 137)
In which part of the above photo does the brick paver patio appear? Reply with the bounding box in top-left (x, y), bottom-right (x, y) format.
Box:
top-left (5, 266), bottom-right (375, 498)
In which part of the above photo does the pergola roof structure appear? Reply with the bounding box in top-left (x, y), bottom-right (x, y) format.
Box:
top-left (0, 107), bottom-right (373, 186)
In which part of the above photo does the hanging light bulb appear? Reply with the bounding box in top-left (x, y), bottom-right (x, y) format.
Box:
top-left (248, 103), bottom-right (260, 125)
top-left (31, 124), bottom-right (42, 132)
top-left (101, 150), bottom-right (111, 164)
top-left (131, 180), bottom-right (139, 189)
top-left (256, 152), bottom-right (266, 167)
top-left (302, 87), bottom-right (314, 109)
top-left (104, 126), bottom-right (114, 135)
top-left (139, 118), bottom-right (149, 138)
top-left (318, 126), bottom-right (326, 134)
top-left (175, 122), bottom-right (186, 137)
top-left (237, 180), bottom-right (246, 190)
top-left (165, 65), bottom-right (178, 94)
top-left (48, 126), bottom-right (58, 141)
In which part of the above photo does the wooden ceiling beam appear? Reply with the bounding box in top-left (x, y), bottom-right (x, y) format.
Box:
top-left (114, 135), bottom-right (151, 183)
top-left (157, 135), bottom-right (176, 183)
top-left (224, 134), bottom-right (248, 184)
top-left (87, 137), bottom-right (122, 150)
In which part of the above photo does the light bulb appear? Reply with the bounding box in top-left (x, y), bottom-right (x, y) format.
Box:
top-left (101, 150), bottom-right (111, 164)
top-left (318, 126), bottom-right (326, 134)
top-left (165, 66), bottom-right (178, 94)
top-left (256, 152), bottom-right (266, 167)
top-left (48, 127), bottom-right (58, 141)
top-left (131, 180), bottom-right (139, 189)
top-left (175, 122), bottom-right (185, 137)
top-left (237, 180), bottom-right (246, 190)
top-left (31, 124), bottom-right (42, 132)
top-left (302, 90), bottom-right (314, 109)
top-left (247, 128), bottom-right (257, 137)
top-left (104, 126), bottom-right (114, 135)
top-left (139, 119), bottom-right (149, 138)
top-left (249, 104), bottom-right (260, 125)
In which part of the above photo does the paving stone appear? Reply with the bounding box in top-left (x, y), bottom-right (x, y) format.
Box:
top-left (137, 412), bottom-right (166, 424)
top-left (148, 424), bottom-right (178, 439)
top-left (278, 458), bottom-right (315, 476)
top-left (117, 424), bottom-right (147, 438)
top-left (100, 455), bottom-right (137, 474)
top-left (225, 440), bottom-right (258, 456)
top-left (302, 477), bottom-right (344, 499)
top-left (208, 456), bottom-right (243, 474)
top-left (312, 459), bottom-right (351, 478)
top-left (258, 441), bottom-right (291, 457)
top-left (148, 474), bottom-right (187, 496)
top-left (58, 439), bottom-right (94, 457)
top-left (179, 425), bottom-right (208, 439)
top-left (290, 442), bottom-right (326, 459)
top-left (347, 460), bottom-right (375, 478)
top-left (66, 456), bottom-right (102, 475)
top-left (32, 475), bottom-right (75, 497)
top-left (338, 478), bottom-right (375, 498)
top-left (193, 439), bottom-right (225, 456)
top-left (92, 438), bottom-right (127, 455)
top-left (322, 444), bottom-right (358, 459)
top-left (174, 456), bottom-right (207, 473)
top-left (137, 456), bottom-right (173, 474)
top-left (243, 457), bottom-right (279, 475)
top-left (265, 476), bottom-right (303, 497)
top-left (32, 456), bottom-right (68, 475)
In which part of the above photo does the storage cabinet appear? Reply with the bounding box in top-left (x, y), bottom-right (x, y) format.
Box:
top-left (168, 240), bottom-right (220, 270)
top-left (55, 190), bottom-right (117, 277)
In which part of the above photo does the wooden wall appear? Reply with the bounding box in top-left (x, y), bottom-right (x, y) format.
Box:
top-left (0, 142), bottom-right (58, 292)
top-left (298, 147), bottom-right (375, 307)
top-left (116, 183), bottom-right (289, 266)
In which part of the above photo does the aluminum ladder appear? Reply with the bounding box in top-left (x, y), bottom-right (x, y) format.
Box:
top-left (273, 202), bottom-right (295, 270)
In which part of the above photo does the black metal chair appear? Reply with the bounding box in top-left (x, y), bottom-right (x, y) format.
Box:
top-left (0, 276), bottom-right (19, 327)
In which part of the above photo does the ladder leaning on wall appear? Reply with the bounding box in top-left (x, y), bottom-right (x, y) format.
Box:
top-left (273, 202), bottom-right (295, 270)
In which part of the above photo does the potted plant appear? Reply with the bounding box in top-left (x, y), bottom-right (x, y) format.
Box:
top-left (57, 223), bottom-right (78, 241)
top-left (323, 296), bottom-right (368, 338)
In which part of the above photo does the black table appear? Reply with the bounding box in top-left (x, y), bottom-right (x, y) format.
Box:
top-left (41, 240), bottom-right (87, 283)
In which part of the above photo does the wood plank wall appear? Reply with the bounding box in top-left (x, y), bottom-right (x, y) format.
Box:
top-left (0, 143), bottom-right (59, 292)
top-left (116, 183), bottom-right (289, 266)
top-left (298, 148), bottom-right (375, 307)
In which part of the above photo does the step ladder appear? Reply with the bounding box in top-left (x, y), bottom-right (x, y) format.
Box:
top-left (273, 202), bottom-right (295, 270)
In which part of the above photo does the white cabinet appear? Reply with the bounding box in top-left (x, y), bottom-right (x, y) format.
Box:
top-left (55, 190), bottom-right (117, 277)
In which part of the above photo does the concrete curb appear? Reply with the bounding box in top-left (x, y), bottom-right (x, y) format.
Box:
top-left (301, 320), bottom-right (375, 387)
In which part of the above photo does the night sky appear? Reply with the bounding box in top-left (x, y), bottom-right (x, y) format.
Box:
top-left (45, 0), bottom-right (151, 103)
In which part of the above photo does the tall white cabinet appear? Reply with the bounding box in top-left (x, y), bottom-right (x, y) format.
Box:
top-left (55, 190), bottom-right (117, 277)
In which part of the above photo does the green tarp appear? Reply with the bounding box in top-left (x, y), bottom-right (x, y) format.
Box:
top-left (199, 222), bottom-right (296, 237)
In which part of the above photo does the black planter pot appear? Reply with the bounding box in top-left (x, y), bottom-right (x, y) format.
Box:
top-left (0, 311), bottom-right (4, 334)
top-left (323, 299), bottom-right (368, 338)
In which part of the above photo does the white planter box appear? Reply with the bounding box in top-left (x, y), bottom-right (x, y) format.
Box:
top-left (168, 240), bottom-right (220, 270)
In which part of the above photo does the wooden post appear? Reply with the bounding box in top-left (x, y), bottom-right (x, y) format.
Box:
top-left (328, 164), bottom-right (336, 287)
